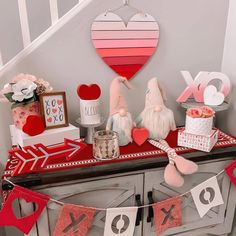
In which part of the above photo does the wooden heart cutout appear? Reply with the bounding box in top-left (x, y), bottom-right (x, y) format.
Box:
top-left (91, 12), bottom-right (159, 80)
top-left (77, 84), bottom-right (101, 100)
top-left (132, 128), bottom-right (149, 146)
top-left (204, 85), bottom-right (225, 106)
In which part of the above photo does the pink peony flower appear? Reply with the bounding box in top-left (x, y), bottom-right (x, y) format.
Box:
top-left (187, 106), bottom-right (215, 118)
top-left (186, 108), bottom-right (203, 118)
top-left (12, 73), bottom-right (37, 83)
top-left (201, 106), bottom-right (215, 118)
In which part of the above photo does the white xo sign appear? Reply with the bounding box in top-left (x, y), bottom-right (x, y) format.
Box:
top-left (177, 71), bottom-right (231, 105)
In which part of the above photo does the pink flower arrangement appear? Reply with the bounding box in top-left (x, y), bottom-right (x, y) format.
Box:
top-left (0, 73), bottom-right (53, 107)
top-left (186, 106), bottom-right (215, 118)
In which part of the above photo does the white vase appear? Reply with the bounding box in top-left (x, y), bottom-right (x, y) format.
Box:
top-left (80, 99), bottom-right (101, 125)
top-left (185, 115), bottom-right (213, 136)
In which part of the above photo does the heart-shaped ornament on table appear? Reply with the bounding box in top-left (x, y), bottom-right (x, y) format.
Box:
top-left (77, 84), bottom-right (101, 100)
top-left (204, 85), bottom-right (225, 106)
top-left (132, 128), bottom-right (149, 146)
top-left (22, 115), bottom-right (45, 136)
top-left (91, 12), bottom-right (159, 80)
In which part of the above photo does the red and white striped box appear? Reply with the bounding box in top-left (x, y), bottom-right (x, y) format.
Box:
top-left (178, 128), bottom-right (218, 152)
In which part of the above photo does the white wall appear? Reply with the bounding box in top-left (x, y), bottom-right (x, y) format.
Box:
top-left (0, 0), bottom-right (78, 63)
top-left (0, 2), bottom-right (233, 236)
top-left (0, 0), bottom-right (229, 166)
top-left (218, 0), bottom-right (236, 135)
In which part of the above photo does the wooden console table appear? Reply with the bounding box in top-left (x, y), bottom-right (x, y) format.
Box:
top-left (2, 130), bottom-right (236, 236)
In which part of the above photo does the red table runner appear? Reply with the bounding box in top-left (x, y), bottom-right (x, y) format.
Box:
top-left (3, 129), bottom-right (236, 178)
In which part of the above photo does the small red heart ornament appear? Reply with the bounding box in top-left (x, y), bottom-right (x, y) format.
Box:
top-left (77, 84), bottom-right (101, 100)
top-left (47, 117), bottom-right (52, 123)
top-left (132, 128), bottom-right (149, 146)
top-left (23, 115), bottom-right (45, 136)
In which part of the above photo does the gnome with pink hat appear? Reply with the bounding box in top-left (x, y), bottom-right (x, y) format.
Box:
top-left (136, 77), bottom-right (198, 188)
top-left (136, 77), bottom-right (176, 140)
top-left (106, 76), bottom-right (133, 146)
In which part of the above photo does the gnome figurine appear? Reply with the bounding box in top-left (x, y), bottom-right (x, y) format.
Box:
top-left (106, 76), bottom-right (133, 146)
top-left (136, 77), bottom-right (176, 140)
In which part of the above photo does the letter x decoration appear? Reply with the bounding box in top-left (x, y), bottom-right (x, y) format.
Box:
top-left (53, 204), bottom-right (96, 236)
top-left (152, 197), bottom-right (182, 235)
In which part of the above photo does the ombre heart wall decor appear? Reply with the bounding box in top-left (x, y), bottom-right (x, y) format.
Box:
top-left (91, 12), bottom-right (159, 80)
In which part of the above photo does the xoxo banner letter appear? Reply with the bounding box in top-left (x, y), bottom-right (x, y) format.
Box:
top-left (153, 197), bottom-right (182, 235)
top-left (191, 176), bottom-right (224, 218)
top-left (0, 185), bottom-right (49, 234)
top-left (53, 204), bottom-right (96, 236)
top-left (225, 160), bottom-right (236, 187)
top-left (104, 207), bottom-right (138, 236)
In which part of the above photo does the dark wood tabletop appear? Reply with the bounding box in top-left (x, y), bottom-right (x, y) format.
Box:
top-left (2, 145), bottom-right (236, 191)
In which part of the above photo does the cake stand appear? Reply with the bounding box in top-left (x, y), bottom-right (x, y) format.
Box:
top-left (180, 98), bottom-right (230, 112)
top-left (76, 117), bottom-right (105, 144)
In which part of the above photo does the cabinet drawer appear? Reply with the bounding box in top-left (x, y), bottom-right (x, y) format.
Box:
top-left (143, 159), bottom-right (236, 236)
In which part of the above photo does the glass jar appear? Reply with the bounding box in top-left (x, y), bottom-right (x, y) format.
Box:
top-left (93, 130), bottom-right (120, 160)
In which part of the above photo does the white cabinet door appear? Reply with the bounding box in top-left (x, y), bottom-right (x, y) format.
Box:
top-left (143, 159), bottom-right (236, 236)
top-left (32, 174), bottom-right (143, 236)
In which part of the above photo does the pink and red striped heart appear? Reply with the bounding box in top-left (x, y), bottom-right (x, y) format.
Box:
top-left (91, 12), bottom-right (159, 80)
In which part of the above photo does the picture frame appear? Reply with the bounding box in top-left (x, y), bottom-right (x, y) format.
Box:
top-left (39, 92), bottom-right (69, 129)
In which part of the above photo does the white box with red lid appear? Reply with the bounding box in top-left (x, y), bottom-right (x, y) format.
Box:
top-left (178, 128), bottom-right (218, 152)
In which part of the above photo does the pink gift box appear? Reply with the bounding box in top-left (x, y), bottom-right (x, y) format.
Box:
top-left (178, 128), bottom-right (218, 152)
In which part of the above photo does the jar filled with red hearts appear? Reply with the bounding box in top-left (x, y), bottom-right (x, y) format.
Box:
top-left (93, 130), bottom-right (120, 160)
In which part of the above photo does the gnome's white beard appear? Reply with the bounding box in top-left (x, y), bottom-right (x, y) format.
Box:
top-left (142, 107), bottom-right (176, 140)
top-left (112, 112), bottom-right (133, 141)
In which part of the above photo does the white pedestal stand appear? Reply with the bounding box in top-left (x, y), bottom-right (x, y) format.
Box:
top-left (76, 117), bottom-right (105, 144)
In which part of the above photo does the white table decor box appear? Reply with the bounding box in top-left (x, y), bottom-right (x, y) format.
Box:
top-left (10, 124), bottom-right (80, 147)
top-left (178, 128), bottom-right (218, 152)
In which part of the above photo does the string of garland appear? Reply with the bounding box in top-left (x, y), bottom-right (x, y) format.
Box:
top-left (4, 169), bottom-right (225, 211)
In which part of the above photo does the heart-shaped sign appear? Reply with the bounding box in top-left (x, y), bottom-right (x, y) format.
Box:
top-left (77, 84), bottom-right (101, 100)
top-left (91, 12), bottom-right (159, 80)
top-left (204, 85), bottom-right (225, 106)
top-left (22, 115), bottom-right (45, 136)
top-left (132, 127), bottom-right (149, 146)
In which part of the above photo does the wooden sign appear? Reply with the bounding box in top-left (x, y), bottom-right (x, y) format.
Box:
top-left (91, 12), bottom-right (159, 80)
top-left (40, 92), bottom-right (68, 129)
top-left (177, 71), bottom-right (231, 103)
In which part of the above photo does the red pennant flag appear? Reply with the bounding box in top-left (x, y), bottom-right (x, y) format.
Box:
top-left (0, 185), bottom-right (49, 234)
top-left (225, 160), bottom-right (236, 187)
top-left (53, 204), bottom-right (96, 236)
top-left (153, 197), bottom-right (182, 235)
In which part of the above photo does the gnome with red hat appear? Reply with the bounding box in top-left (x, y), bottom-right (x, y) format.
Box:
top-left (106, 76), bottom-right (134, 146)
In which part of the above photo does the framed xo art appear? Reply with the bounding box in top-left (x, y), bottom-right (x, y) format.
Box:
top-left (40, 92), bottom-right (69, 129)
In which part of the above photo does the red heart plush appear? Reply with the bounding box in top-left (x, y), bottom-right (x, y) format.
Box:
top-left (132, 128), bottom-right (149, 146)
top-left (23, 115), bottom-right (45, 136)
top-left (77, 84), bottom-right (101, 100)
